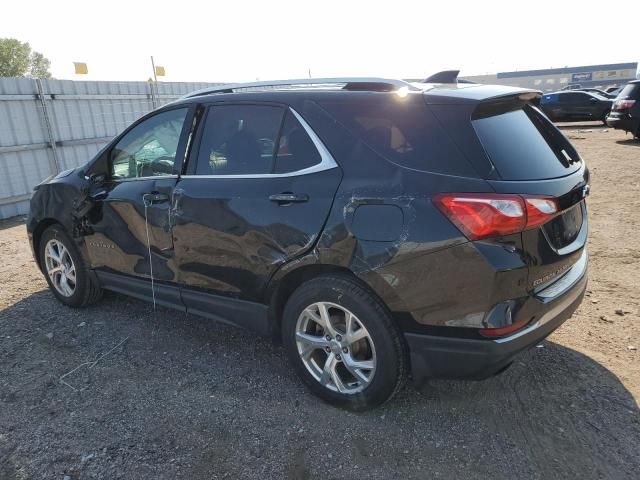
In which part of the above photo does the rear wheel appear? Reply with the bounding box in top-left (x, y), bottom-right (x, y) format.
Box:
top-left (39, 225), bottom-right (102, 308)
top-left (282, 275), bottom-right (407, 410)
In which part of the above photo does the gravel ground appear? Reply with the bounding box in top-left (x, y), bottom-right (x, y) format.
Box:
top-left (0, 123), bottom-right (639, 479)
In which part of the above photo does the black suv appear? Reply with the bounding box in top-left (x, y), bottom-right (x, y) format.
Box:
top-left (28, 77), bottom-right (589, 409)
top-left (606, 80), bottom-right (640, 138)
top-left (539, 91), bottom-right (612, 123)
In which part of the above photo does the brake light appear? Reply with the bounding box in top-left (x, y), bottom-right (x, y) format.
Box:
top-left (433, 193), bottom-right (559, 240)
top-left (613, 99), bottom-right (636, 110)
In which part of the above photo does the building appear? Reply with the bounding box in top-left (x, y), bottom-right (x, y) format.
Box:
top-left (460, 62), bottom-right (638, 92)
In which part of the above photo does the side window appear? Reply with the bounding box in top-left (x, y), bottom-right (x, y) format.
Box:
top-left (110, 108), bottom-right (188, 179)
top-left (274, 111), bottom-right (322, 173)
top-left (568, 93), bottom-right (586, 104)
top-left (195, 105), bottom-right (284, 175)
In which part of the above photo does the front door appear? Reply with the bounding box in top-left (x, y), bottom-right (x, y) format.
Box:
top-left (84, 106), bottom-right (192, 306)
top-left (170, 103), bottom-right (342, 331)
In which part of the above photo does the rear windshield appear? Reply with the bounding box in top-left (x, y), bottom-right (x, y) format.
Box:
top-left (318, 96), bottom-right (478, 177)
top-left (618, 82), bottom-right (640, 99)
top-left (472, 105), bottom-right (582, 180)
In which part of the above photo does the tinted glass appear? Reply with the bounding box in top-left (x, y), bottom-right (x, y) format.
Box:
top-left (472, 105), bottom-right (582, 180)
top-left (618, 82), bottom-right (640, 99)
top-left (319, 96), bottom-right (476, 176)
top-left (110, 108), bottom-right (188, 179)
top-left (567, 93), bottom-right (588, 103)
top-left (195, 105), bottom-right (284, 175)
top-left (274, 112), bottom-right (321, 173)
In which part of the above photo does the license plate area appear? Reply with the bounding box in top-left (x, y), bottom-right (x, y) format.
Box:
top-left (543, 201), bottom-right (584, 250)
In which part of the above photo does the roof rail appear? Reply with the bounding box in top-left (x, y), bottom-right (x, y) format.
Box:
top-left (182, 77), bottom-right (417, 98)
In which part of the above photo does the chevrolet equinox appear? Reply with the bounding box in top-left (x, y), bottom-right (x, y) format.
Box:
top-left (28, 76), bottom-right (589, 409)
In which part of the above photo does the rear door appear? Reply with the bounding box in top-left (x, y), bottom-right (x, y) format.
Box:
top-left (471, 102), bottom-right (589, 292)
top-left (171, 102), bottom-right (341, 326)
top-left (569, 92), bottom-right (596, 120)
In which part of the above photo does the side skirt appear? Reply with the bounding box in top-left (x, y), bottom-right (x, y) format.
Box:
top-left (94, 270), bottom-right (270, 336)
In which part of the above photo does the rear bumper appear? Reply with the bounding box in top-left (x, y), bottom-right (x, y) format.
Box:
top-left (606, 114), bottom-right (639, 133)
top-left (405, 251), bottom-right (588, 382)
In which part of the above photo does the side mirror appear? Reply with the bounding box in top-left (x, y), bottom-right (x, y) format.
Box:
top-left (589, 98), bottom-right (598, 104)
top-left (88, 172), bottom-right (106, 184)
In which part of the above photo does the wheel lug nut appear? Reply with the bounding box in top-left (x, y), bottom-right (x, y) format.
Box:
top-left (324, 346), bottom-right (331, 353)
top-left (342, 347), bottom-right (348, 353)
top-left (325, 335), bottom-right (331, 341)
top-left (336, 354), bottom-right (341, 360)
top-left (336, 334), bottom-right (342, 341)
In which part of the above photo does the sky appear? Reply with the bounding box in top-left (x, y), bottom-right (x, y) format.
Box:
top-left (2, 0), bottom-right (639, 83)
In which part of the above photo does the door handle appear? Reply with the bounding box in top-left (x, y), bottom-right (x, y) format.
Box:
top-left (269, 193), bottom-right (309, 205)
top-left (143, 192), bottom-right (170, 205)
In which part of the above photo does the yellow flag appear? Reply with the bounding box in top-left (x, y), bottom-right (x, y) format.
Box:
top-left (73, 62), bottom-right (88, 75)
top-left (155, 66), bottom-right (166, 77)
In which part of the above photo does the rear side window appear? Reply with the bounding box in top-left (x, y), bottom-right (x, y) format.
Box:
top-left (274, 111), bottom-right (322, 173)
top-left (472, 105), bottom-right (582, 180)
top-left (618, 82), bottom-right (640, 99)
top-left (195, 105), bottom-right (284, 175)
top-left (319, 96), bottom-right (477, 176)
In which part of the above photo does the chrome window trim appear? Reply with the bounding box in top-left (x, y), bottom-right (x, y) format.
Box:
top-left (180, 107), bottom-right (338, 179)
top-left (109, 175), bottom-right (179, 183)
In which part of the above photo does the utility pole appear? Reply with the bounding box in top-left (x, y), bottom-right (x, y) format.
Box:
top-left (150, 56), bottom-right (159, 108)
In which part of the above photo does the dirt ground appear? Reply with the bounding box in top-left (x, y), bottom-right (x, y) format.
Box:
top-left (0, 123), bottom-right (638, 479)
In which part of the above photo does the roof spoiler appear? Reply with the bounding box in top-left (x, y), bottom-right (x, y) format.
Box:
top-left (423, 70), bottom-right (477, 84)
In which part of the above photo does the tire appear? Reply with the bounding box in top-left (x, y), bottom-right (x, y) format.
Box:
top-left (282, 275), bottom-right (408, 410)
top-left (39, 224), bottom-right (102, 308)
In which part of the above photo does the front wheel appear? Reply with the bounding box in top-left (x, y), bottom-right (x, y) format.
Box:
top-left (282, 275), bottom-right (408, 410)
top-left (39, 225), bottom-right (102, 308)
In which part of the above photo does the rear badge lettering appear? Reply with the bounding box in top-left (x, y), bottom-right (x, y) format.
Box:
top-left (533, 263), bottom-right (572, 287)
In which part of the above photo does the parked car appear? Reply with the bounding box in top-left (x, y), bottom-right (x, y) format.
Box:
top-left (605, 86), bottom-right (623, 96)
top-left (540, 91), bottom-right (612, 123)
top-left (606, 80), bottom-right (640, 138)
top-left (574, 88), bottom-right (616, 99)
top-left (28, 77), bottom-right (589, 409)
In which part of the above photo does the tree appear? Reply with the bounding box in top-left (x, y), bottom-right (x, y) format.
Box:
top-left (29, 51), bottom-right (51, 79)
top-left (0, 38), bottom-right (52, 78)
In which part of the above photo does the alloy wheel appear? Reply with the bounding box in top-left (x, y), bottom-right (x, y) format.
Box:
top-left (44, 239), bottom-right (76, 297)
top-left (295, 302), bottom-right (376, 394)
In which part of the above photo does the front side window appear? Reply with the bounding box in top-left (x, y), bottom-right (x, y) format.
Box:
top-left (195, 105), bottom-right (284, 175)
top-left (110, 108), bottom-right (188, 179)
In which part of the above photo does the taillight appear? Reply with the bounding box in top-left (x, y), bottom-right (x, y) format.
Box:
top-left (479, 318), bottom-right (530, 338)
top-left (433, 193), bottom-right (559, 241)
top-left (613, 99), bottom-right (636, 110)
